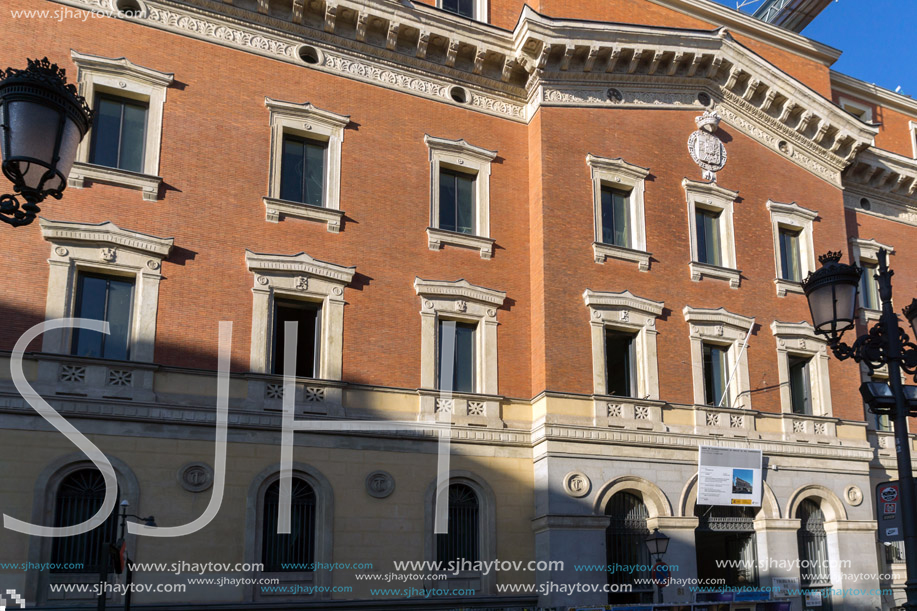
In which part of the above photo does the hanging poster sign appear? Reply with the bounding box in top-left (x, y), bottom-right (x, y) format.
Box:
top-left (697, 446), bottom-right (763, 507)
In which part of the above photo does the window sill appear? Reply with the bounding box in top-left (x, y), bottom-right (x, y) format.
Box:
top-left (592, 242), bottom-right (650, 271)
top-left (689, 261), bottom-right (741, 288)
top-left (427, 227), bottom-right (494, 259)
top-left (263, 197), bottom-right (344, 233)
top-left (774, 278), bottom-right (804, 297)
top-left (68, 161), bottom-right (162, 201)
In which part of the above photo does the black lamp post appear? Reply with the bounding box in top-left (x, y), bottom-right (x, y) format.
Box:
top-left (0, 57), bottom-right (91, 226)
top-left (802, 249), bottom-right (917, 609)
top-left (98, 500), bottom-right (156, 611)
top-left (645, 528), bottom-right (670, 604)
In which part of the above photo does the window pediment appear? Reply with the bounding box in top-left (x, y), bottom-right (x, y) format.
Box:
top-left (683, 306), bottom-right (754, 339)
top-left (40, 219), bottom-right (174, 259)
top-left (71, 51), bottom-right (174, 88)
top-left (414, 278), bottom-right (506, 307)
top-left (424, 135), bottom-right (497, 163)
top-left (245, 250), bottom-right (356, 287)
top-left (583, 289), bottom-right (663, 319)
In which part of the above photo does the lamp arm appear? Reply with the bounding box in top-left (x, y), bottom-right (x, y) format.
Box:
top-left (0, 192), bottom-right (41, 227)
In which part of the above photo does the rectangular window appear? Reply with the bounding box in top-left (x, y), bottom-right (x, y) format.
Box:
top-left (89, 94), bottom-right (148, 173)
top-left (703, 343), bottom-right (728, 406)
top-left (438, 320), bottom-right (475, 393)
top-left (860, 263), bottom-right (879, 310)
top-left (441, 0), bottom-right (474, 18)
top-left (272, 299), bottom-right (321, 378)
top-left (71, 273), bottom-right (135, 360)
top-left (789, 355), bottom-right (813, 415)
top-left (778, 227), bottom-right (802, 282)
top-left (600, 186), bottom-right (631, 248)
top-left (439, 168), bottom-right (475, 235)
top-left (870, 376), bottom-right (892, 432)
top-left (280, 135), bottom-right (326, 207)
top-left (605, 330), bottom-right (636, 397)
top-left (695, 209), bottom-right (722, 266)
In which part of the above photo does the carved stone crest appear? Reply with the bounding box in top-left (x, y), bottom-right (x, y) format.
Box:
top-left (365, 470), bottom-right (395, 498)
top-left (563, 471), bottom-right (591, 498)
top-left (100, 247), bottom-right (117, 262)
top-left (178, 462), bottom-right (214, 493)
top-left (688, 108), bottom-right (727, 182)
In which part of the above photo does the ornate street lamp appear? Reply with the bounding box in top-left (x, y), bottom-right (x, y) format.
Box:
top-left (645, 528), bottom-right (670, 604)
top-left (0, 58), bottom-right (92, 227)
top-left (802, 249), bottom-right (917, 608)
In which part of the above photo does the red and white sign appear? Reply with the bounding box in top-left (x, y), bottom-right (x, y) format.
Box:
top-left (880, 485), bottom-right (899, 503)
top-left (885, 502), bottom-right (897, 515)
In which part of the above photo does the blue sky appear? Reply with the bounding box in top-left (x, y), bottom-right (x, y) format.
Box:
top-left (709, 0), bottom-right (917, 98)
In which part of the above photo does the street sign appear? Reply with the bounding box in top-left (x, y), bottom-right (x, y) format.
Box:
top-left (877, 481), bottom-right (904, 543)
top-left (651, 561), bottom-right (671, 587)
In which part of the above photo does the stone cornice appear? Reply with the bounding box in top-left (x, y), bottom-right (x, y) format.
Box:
top-left (831, 70), bottom-right (917, 118)
top-left (414, 277), bottom-right (506, 306)
top-left (770, 320), bottom-right (823, 342)
top-left (265, 97), bottom-right (351, 127)
top-left (582, 289), bottom-right (664, 317)
top-left (843, 148), bottom-right (917, 201)
top-left (39, 218), bottom-right (174, 257)
top-left (245, 250), bottom-right (356, 284)
top-left (424, 135), bottom-right (497, 161)
top-left (683, 305), bottom-right (754, 331)
top-left (682, 177), bottom-right (739, 202)
top-left (645, 0), bottom-right (842, 65)
top-left (848, 237), bottom-right (895, 257)
top-left (52, 0), bottom-right (877, 183)
top-left (766, 200), bottom-right (817, 221)
top-left (585, 154), bottom-right (649, 181)
top-left (70, 49), bottom-right (175, 87)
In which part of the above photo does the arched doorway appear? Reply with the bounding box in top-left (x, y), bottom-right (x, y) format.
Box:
top-left (605, 491), bottom-right (653, 604)
top-left (797, 499), bottom-right (833, 610)
top-left (694, 504), bottom-right (758, 588)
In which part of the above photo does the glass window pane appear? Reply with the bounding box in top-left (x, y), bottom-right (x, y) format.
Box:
top-left (861, 264), bottom-right (878, 309)
top-left (605, 331), bottom-right (635, 396)
top-left (118, 101), bottom-right (147, 173)
top-left (303, 141), bottom-right (325, 207)
top-left (695, 210), bottom-right (708, 264)
top-left (104, 278), bottom-right (134, 360)
top-left (280, 137), bottom-right (305, 203)
top-left (71, 275), bottom-right (108, 358)
top-left (600, 187), bottom-right (614, 245)
top-left (442, 0), bottom-right (473, 17)
top-left (613, 191), bottom-right (630, 248)
top-left (789, 356), bottom-right (812, 415)
top-left (706, 211), bottom-right (721, 266)
top-left (779, 229), bottom-right (801, 282)
top-left (439, 171), bottom-right (457, 232)
top-left (703, 344), bottom-right (727, 406)
top-left (454, 323), bottom-right (475, 392)
top-left (89, 97), bottom-right (122, 169)
top-left (455, 174), bottom-right (475, 234)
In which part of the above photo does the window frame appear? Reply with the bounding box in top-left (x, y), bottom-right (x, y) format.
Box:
top-left (245, 250), bottom-right (355, 393)
top-left (436, 0), bottom-right (488, 21)
top-left (424, 472), bottom-right (496, 594)
top-left (69, 50), bottom-right (173, 201)
top-left (771, 321), bottom-right (832, 419)
top-left (837, 96), bottom-right (873, 122)
top-left (684, 179), bottom-right (740, 288)
top-left (425, 135), bottom-right (497, 259)
top-left (437, 319), bottom-right (477, 393)
top-left (767, 200), bottom-right (818, 297)
top-left (246, 463), bottom-right (334, 602)
top-left (264, 98), bottom-right (349, 231)
top-left (584, 290), bottom-right (664, 427)
top-left (683, 306), bottom-right (754, 410)
top-left (849, 238), bottom-right (894, 322)
top-left (39, 219), bottom-right (174, 363)
top-left (71, 271), bottom-right (137, 361)
top-left (89, 93), bottom-right (149, 173)
top-left (604, 328), bottom-right (637, 398)
top-left (587, 154), bottom-right (650, 270)
top-left (271, 297), bottom-right (323, 379)
top-left (278, 133), bottom-right (328, 208)
top-left (415, 278), bottom-right (505, 424)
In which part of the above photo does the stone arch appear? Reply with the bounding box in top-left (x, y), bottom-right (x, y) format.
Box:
top-left (786, 484), bottom-right (847, 522)
top-left (244, 462), bottom-right (334, 601)
top-left (592, 475), bottom-right (672, 518)
top-left (423, 470), bottom-right (497, 594)
top-left (25, 452), bottom-right (141, 605)
top-left (679, 472), bottom-right (780, 519)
